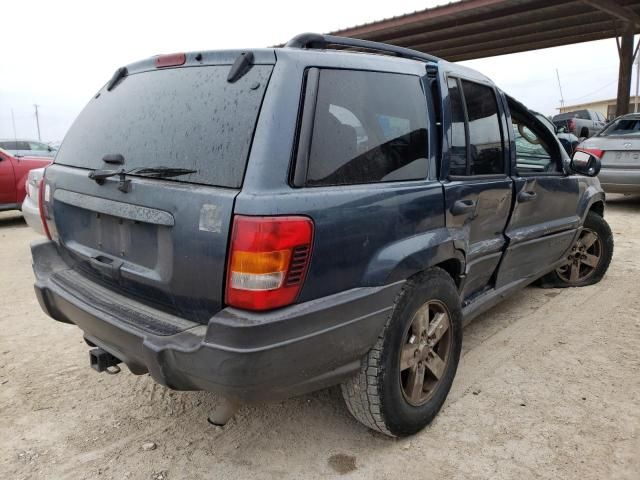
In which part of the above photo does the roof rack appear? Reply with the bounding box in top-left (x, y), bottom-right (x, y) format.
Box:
top-left (285, 33), bottom-right (441, 64)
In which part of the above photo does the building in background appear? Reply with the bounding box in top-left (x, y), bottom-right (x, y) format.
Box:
top-left (559, 96), bottom-right (640, 120)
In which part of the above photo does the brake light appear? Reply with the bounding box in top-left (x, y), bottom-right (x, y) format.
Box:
top-left (576, 147), bottom-right (604, 159)
top-left (155, 53), bottom-right (186, 68)
top-left (226, 216), bottom-right (314, 311)
top-left (38, 176), bottom-right (52, 240)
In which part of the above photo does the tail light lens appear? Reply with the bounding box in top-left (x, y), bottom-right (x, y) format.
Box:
top-left (576, 147), bottom-right (604, 159)
top-left (38, 174), bottom-right (57, 240)
top-left (226, 215), bottom-right (314, 311)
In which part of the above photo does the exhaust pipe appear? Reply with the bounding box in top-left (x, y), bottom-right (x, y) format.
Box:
top-left (89, 347), bottom-right (122, 374)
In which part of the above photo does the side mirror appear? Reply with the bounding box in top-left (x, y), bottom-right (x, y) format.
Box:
top-left (570, 150), bottom-right (601, 177)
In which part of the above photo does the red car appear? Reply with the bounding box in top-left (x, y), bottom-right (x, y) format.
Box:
top-left (0, 148), bottom-right (51, 211)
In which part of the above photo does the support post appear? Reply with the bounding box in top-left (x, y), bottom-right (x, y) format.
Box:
top-left (616, 25), bottom-right (634, 117)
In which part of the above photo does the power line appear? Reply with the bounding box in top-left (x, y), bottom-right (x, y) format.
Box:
top-left (564, 80), bottom-right (618, 103)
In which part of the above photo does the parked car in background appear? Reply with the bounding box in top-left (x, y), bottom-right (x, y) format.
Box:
top-left (552, 110), bottom-right (607, 138)
top-left (31, 34), bottom-right (613, 437)
top-left (0, 148), bottom-right (51, 212)
top-left (0, 139), bottom-right (57, 158)
top-left (536, 113), bottom-right (580, 155)
top-left (578, 112), bottom-right (640, 194)
top-left (21, 167), bottom-right (46, 234)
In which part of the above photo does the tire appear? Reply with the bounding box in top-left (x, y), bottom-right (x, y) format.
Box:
top-left (539, 211), bottom-right (613, 288)
top-left (341, 268), bottom-right (462, 437)
top-left (580, 126), bottom-right (589, 138)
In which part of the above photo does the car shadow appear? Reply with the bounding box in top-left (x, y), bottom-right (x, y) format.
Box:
top-left (605, 193), bottom-right (640, 212)
top-left (0, 211), bottom-right (27, 228)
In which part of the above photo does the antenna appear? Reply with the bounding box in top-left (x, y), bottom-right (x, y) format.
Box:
top-left (10, 109), bottom-right (17, 140)
top-left (556, 69), bottom-right (565, 110)
top-left (34, 104), bottom-right (41, 141)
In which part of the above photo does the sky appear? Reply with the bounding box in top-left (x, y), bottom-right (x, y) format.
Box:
top-left (0, 0), bottom-right (633, 142)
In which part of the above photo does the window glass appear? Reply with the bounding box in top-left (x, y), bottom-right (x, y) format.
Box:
top-left (600, 116), bottom-right (640, 136)
top-left (55, 65), bottom-right (273, 187)
top-left (305, 69), bottom-right (428, 186)
top-left (28, 142), bottom-right (48, 150)
top-left (461, 80), bottom-right (504, 175)
top-left (447, 77), bottom-right (467, 176)
top-left (576, 110), bottom-right (590, 120)
top-left (509, 100), bottom-right (560, 174)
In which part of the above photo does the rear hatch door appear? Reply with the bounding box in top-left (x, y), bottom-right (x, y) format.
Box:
top-left (47, 52), bottom-right (274, 324)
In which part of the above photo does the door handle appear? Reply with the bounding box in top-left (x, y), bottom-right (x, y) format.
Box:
top-left (451, 199), bottom-right (476, 215)
top-left (518, 191), bottom-right (537, 203)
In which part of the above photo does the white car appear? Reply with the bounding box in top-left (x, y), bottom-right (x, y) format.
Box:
top-left (21, 167), bottom-right (46, 235)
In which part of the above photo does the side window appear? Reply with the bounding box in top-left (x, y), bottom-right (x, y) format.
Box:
top-left (447, 78), bottom-right (467, 176)
top-left (461, 81), bottom-right (504, 175)
top-left (303, 69), bottom-right (429, 186)
top-left (446, 77), bottom-right (504, 176)
top-left (509, 101), bottom-right (561, 175)
top-left (15, 141), bottom-right (31, 150)
top-left (28, 142), bottom-right (48, 151)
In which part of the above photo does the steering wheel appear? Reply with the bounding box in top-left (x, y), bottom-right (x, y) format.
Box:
top-left (518, 123), bottom-right (541, 145)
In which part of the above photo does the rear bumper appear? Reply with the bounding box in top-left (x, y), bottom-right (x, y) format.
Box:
top-left (32, 240), bottom-right (401, 402)
top-left (598, 168), bottom-right (640, 194)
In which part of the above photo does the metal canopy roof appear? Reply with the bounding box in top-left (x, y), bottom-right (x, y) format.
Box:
top-left (329, 0), bottom-right (640, 62)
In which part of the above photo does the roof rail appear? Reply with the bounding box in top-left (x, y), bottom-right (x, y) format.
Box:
top-left (285, 33), bottom-right (441, 64)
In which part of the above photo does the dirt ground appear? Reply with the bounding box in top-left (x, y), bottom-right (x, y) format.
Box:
top-left (1, 195), bottom-right (639, 480)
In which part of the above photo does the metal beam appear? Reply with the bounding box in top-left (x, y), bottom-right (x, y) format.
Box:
top-left (616, 25), bottom-right (635, 115)
top-left (582, 0), bottom-right (640, 28)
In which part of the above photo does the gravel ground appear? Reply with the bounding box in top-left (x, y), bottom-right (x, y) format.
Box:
top-left (1, 195), bottom-right (639, 480)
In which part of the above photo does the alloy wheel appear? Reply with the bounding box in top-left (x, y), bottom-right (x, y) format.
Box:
top-left (556, 228), bottom-right (602, 283)
top-left (399, 300), bottom-right (452, 406)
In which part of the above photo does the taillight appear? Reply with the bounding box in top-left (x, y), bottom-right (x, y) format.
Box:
top-left (576, 147), bottom-right (604, 159)
top-left (38, 175), bottom-right (56, 240)
top-left (568, 119), bottom-right (576, 132)
top-left (226, 216), bottom-right (314, 311)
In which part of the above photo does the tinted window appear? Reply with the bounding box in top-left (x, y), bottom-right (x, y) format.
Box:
top-left (461, 80), bottom-right (504, 175)
top-left (0, 141), bottom-right (18, 150)
top-left (305, 69), bottom-right (428, 186)
top-left (601, 116), bottom-right (640, 136)
top-left (55, 65), bottom-right (273, 188)
top-left (447, 77), bottom-right (467, 176)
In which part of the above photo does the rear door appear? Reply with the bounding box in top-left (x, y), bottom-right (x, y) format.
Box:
top-left (46, 56), bottom-right (274, 323)
top-left (496, 97), bottom-right (580, 287)
top-left (442, 76), bottom-right (512, 302)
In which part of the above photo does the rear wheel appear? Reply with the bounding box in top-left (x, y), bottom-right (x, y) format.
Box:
top-left (539, 211), bottom-right (613, 288)
top-left (341, 268), bottom-right (462, 437)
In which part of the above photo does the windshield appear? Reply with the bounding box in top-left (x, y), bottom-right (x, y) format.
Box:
top-left (599, 117), bottom-right (640, 136)
top-left (55, 64), bottom-right (273, 188)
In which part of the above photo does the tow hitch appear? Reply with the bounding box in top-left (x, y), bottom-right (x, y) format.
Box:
top-left (89, 347), bottom-right (122, 374)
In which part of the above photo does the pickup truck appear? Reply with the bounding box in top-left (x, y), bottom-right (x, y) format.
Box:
top-left (0, 148), bottom-right (51, 212)
top-left (552, 109), bottom-right (607, 138)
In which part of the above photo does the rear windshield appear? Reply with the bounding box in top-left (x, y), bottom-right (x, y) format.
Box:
top-left (600, 117), bottom-right (640, 136)
top-left (55, 65), bottom-right (273, 188)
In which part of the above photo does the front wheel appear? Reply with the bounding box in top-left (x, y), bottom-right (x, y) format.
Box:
top-left (341, 268), bottom-right (462, 437)
top-left (540, 211), bottom-right (613, 288)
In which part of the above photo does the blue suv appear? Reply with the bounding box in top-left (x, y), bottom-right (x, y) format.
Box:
top-left (32, 34), bottom-right (613, 437)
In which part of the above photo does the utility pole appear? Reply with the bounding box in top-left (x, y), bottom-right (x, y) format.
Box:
top-left (556, 68), bottom-right (565, 110)
top-left (633, 50), bottom-right (640, 113)
top-left (34, 104), bottom-right (41, 141)
top-left (10, 109), bottom-right (17, 140)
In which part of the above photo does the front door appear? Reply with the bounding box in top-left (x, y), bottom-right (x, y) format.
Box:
top-left (496, 97), bottom-right (581, 288)
top-left (441, 75), bottom-right (512, 303)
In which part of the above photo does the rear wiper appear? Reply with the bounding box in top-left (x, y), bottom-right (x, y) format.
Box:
top-left (129, 166), bottom-right (197, 178)
top-left (88, 166), bottom-right (197, 192)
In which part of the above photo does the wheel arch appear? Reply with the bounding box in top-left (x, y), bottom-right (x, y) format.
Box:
top-left (361, 228), bottom-right (466, 288)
